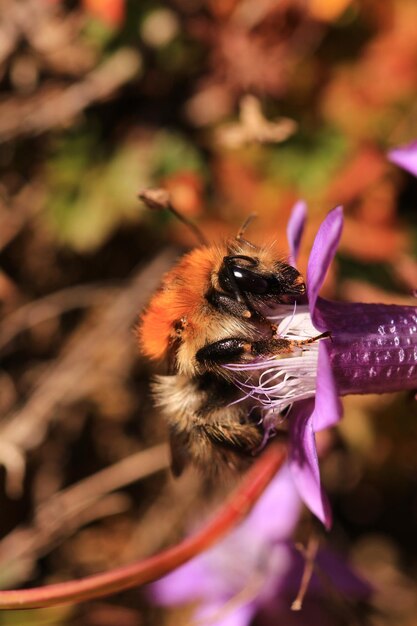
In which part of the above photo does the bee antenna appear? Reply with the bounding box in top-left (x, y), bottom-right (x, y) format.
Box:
top-left (236, 213), bottom-right (258, 249)
top-left (138, 188), bottom-right (208, 246)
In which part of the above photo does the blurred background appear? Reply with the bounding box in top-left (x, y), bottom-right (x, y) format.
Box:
top-left (0, 0), bottom-right (417, 624)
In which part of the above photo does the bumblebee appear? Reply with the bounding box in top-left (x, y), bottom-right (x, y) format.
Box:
top-left (138, 190), bottom-right (321, 475)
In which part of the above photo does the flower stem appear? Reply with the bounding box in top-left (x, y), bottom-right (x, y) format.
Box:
top-left (0, 443), bottom-right (287, 610)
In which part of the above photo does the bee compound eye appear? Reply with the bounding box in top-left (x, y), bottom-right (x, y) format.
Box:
top-left (232, 267), bottom-right (269, 294)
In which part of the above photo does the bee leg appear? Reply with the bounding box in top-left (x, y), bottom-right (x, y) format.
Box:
top-left (291, 331), bottom-right (331, 348)
top-left (167, 317), bottom-right (188, 374)
top-left (196, 338), bottom-right (255, 366)
top-left (196, 337), bottom-right (297, 368)
top-left (249, 337), bottom-right (294, 357)
top-left (168, 426), bottom-right (192, 477)
top-left (206, 289), bottom-right (274, 328)
top-left (252, 331), bottom-right (331, 356)
top-left (206, 288), bottom-right (253, 319)
top-left (196, 331), bottom-right (331, 368)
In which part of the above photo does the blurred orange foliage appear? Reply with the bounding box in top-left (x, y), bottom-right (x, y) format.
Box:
top-left (83, 0), bottom-right (125, 26)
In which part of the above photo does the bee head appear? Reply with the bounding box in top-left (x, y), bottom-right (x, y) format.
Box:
top-left (218, 255), bottom-right (305, 303)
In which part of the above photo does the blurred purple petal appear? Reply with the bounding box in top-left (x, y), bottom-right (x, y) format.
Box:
top-left (307, 206), bottom-right (343, 327)
top-left (151, 468), bottom-right (302, 613)
top-left (286, 200), bottom-right (307, 266)
top-left (311, 341), bottom-right (343, 431)
top-left (248, 464), bottom-right (301, 541)
top-left (151, 558), bottom-right (209, 605)
top-left (289, 400), bottom-right (332, 529)
top-left (388, 140), bottom-right (417, 177)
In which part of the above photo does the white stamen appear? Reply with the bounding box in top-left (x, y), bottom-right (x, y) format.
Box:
top-left (225, 306), bottom-right (320, 419)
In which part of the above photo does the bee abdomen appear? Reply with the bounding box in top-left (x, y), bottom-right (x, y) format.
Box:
top-left (153, 373), bottom-right (263, 475)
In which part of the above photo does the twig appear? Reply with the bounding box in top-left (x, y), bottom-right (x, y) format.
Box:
top-left (139, 188), bottom-right (208, 246)
top-left (36, 443), bottom-right (170, 526)
top-left (119, 473), bottom-right (200, 562)
top-left (0, 442), bottom-right (287, 609)
top-left (0, 48), bottom-right (140, 141)
top-left (0, 444), bottom-right (170, 588)
top-left (0, 282), bottom-right (119, 353)
top-left (0, 249), bottom-right (177, 495)
top-left (0, 182), bottom-right (44, 253)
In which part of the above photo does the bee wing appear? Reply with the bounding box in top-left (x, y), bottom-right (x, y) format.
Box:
top-left (169, 427), bottom-right (191, 477)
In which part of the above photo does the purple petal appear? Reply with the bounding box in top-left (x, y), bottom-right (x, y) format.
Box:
top-left (307, 206), bottom-right (343, 327)
top-left (150, 558), bottom-right (209, 605)
top-left (247, 464), bottom-right (301, 541)
top-left (289, 400), bottom-right (332, 529)
top-left (388, 140), bottom-right (417, 177)
top-left (311, 341), bottom-right (343, 431)
top-left (195, 601), bottom-right (256, 626)
top-left (286, 200), bottom-right (307, 266)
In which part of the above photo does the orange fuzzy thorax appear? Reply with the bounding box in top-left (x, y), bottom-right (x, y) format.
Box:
top-left (139, 246), bottom-right (222, 361)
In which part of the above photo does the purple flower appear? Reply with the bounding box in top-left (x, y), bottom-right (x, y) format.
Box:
top-left (226, 203), bottom-right (417, 528)
top-left (151, 466), bottom-right (370, 626)
top-left (387, 139), bottom-right (417, 177)
top-left (152, 467), bottom-right (300, 626)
